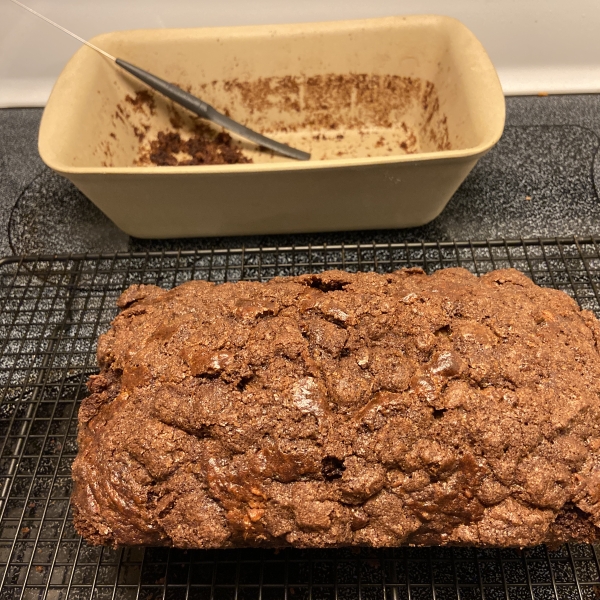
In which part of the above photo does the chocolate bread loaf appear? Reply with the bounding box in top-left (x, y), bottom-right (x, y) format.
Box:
top-left (72, 268), bottom-right (600, 548)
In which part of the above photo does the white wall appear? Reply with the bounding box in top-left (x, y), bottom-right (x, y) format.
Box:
top-left (1, 0), bottom-right (599, 107)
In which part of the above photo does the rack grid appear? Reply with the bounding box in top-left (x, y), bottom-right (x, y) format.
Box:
top-left (2, 238), bottom-right (600, 600)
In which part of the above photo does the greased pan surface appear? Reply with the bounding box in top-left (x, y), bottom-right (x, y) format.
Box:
top-left (38, 16), bottom-right (505, 238)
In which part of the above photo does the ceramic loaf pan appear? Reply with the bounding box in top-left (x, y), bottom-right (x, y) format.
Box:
top-left (38, 15), bottom-right (505, 238)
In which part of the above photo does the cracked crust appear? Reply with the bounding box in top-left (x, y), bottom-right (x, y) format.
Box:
top-left (72, 268), bottom-right (600, 548)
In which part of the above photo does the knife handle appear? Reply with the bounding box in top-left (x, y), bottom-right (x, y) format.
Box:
top-left (115, 58), bottom-right (311, 161)
top-left (115, 58), bottom-right (211, 119)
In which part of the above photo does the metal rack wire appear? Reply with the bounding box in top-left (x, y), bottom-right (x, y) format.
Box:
top-left (1, 237), bottom-right (600, 600)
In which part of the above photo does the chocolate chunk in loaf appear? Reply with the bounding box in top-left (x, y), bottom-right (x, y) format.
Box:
top-left (71, 268), bottom-right (600, 548)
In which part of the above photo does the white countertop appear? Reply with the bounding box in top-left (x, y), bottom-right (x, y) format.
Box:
top-left (1, 0), bottom-right (600, 107)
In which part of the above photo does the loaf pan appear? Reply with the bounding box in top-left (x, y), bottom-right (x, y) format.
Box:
top-left (38, 15), bottom-right (505, 239)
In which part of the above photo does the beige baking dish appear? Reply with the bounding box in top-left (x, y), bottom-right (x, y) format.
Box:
top-left (38, 15), bottom-right (505, 239)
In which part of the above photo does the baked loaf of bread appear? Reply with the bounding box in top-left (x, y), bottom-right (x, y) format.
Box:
top-left (72, 268), bottom-right (600, 548)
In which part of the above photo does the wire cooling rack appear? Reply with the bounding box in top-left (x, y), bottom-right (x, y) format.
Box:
top-left (2, 237), bottom-right (600, 600)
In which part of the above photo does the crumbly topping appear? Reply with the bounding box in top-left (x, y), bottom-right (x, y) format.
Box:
top-left (72, 268), bottom-right (600, 548)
